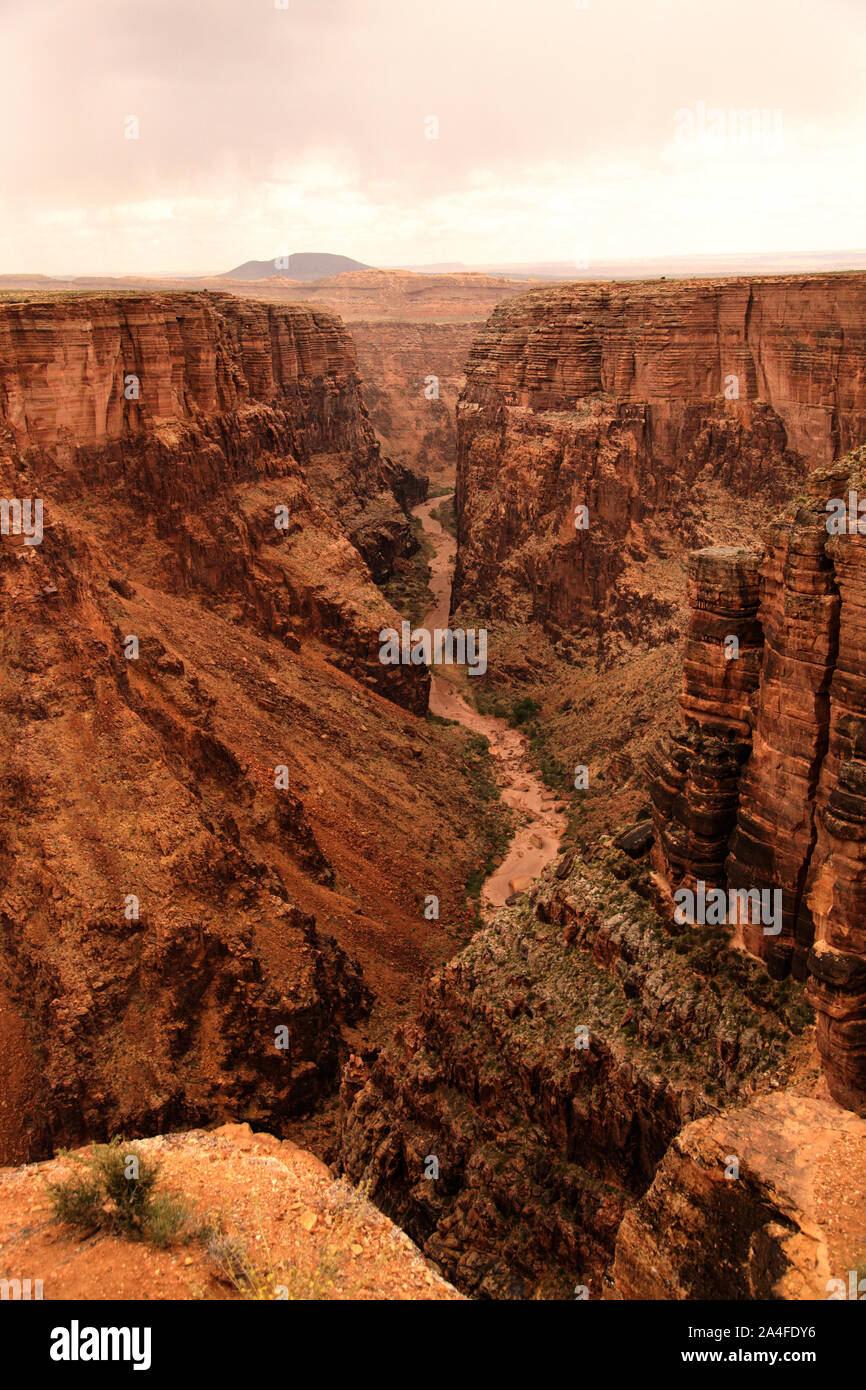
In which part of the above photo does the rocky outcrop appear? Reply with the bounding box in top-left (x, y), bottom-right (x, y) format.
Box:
top-left (725, 455), bottom-right (866, 1111)
top-left (650, 448), bottom-right (866, 1114)
top-left (453, 274), bottom-right (866, 644)
top-left (649, 546), bottom-right (763, 904)
top-left (0, 1122), bottom-right (462, 1300)
top-left (724, 497), bottom-right (839, 976)
top-left (339, 855), bottom-right (812, 1298)
top-left (611, 1093), bottom-right (866, 1300)
top-left (799, 458), bottom-right (866, 1114)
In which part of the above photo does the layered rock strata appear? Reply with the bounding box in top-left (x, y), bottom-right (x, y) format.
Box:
top-left (725, 497), bottom-right (840, 976)
top-left (454, 274), bottom-right (866, 642)
top-left (649, 546), bottom-right (763, 903)
top-left (725, 456), bottom-right (866, 1110)
top-left (651, 449), bottom-right (866, 1113)
top-left (0, 291), bottom-right (425, 705)
top-left (800, 457), bottom-right (866, 1113)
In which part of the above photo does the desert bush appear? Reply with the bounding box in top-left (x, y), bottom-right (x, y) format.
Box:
top-left (47, 1138), bottom-right (202, 1248)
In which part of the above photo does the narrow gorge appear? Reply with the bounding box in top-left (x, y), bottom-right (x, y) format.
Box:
top-left (339, 271), bottom-right (866, 1300)
top-left (412, 492), bottom-right (565, 911)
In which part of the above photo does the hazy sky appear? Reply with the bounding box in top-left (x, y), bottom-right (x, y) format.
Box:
top-left (2, 0), bottom-right (864, 274)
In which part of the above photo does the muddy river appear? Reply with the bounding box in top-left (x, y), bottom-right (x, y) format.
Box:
top-left (412, 494), bottom-right (565, 914)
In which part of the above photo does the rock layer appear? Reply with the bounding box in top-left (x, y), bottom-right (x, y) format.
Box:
top-left (0, 291), bottom-right (424, 650)
top-left (649, 546), bottom-right (763, 903)
top-left (651, 449), bottom-right (866, 1113)
top-left (454, 274), bottom-right (866, 642)
top-left (611, 1093), bottom-right (866, 1300)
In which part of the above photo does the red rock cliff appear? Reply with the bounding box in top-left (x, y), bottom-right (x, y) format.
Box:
top-left (651, 448), bottom-right (866, 1114)
top-left (0, 293), bottom-right (513, 1162)
top-left (453, 274), bottom-right (866, 641)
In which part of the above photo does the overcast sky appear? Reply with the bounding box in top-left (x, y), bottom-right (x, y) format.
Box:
top-left (1, 0), bottom-right (864, 274)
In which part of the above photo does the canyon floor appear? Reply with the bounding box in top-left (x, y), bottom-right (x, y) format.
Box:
top-left (412, 493), bottom-right (566, 910)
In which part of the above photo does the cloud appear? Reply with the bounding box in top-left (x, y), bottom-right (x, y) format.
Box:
top-left (1, 0), bottom-right (864, 272)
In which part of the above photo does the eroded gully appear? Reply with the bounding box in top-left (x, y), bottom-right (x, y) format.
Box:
top-left (412, 494), bottom-right (566, 915)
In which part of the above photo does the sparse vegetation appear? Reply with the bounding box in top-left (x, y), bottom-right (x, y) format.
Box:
top-left (380, 517), bottom-right (435, 625)
top-left (47, 1138), bottom-right (205, 1248)
top-left (430, 494), bottom-right (457, 537)
top-left (508, 695), bottom-right (541, 726)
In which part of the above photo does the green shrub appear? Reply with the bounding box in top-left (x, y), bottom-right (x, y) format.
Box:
top-left (509, 696), bottom-right (541, 727)
top-left (48, 1137), bottom-right (202, 1247)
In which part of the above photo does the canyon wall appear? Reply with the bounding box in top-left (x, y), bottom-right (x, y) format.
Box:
top-left (648, 546), bottom-right (763, 906)
top-left (0, 291), bottom-right (421, 598)
top-left (453, 274), bottom-right (866, 644)
top-left (650, 449), bottom-right (866, 1115)
top-left (340, 853), bottom-right (813, 1298)
top-left (350, 321), bottom-right (477, 486)
top-left (0, 293), bottom-right (503, 1162)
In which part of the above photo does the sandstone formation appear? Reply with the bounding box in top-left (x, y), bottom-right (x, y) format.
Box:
top-left (798, 455), bottom-right (866, 1115)
top-left (649, 546), bottom-right (763, 904)
top-left (725, 487), bottom-right (841, 978)
top-left (0, 293), bottom-right (515, 1163)
top-left (453, 274), bottom-right (866, 645)
top-left (0, 290), bottom-right (422, 640)
top-left (611, 1093), bottom-right (866, 1300)
top-left (650, 448), bottom-right (866, 1115)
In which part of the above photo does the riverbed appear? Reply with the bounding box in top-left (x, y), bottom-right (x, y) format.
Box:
top-left (412, 493), bottom-right (565, 914)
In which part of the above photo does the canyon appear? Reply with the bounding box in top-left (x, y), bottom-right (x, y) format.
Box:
top-left (453, 273), bottom-right (866, 642)
top-left (2, 272), bottom-right (866, 1302)
top-left (0, 268), bottom-right (530, 491)
top-left (339, 271), bottom-right (866, 1299)
top-left (0, 290), bottom-right (509, 1170)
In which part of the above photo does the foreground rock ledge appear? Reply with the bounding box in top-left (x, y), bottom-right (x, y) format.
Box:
top-left (0, 1123), bottom-right (461, 1301)
top-left (611, 1093), bottom-right (866, 1300)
